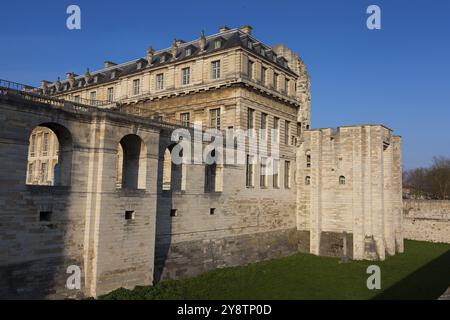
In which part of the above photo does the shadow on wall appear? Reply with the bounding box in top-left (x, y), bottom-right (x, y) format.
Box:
top-left (153, 138), bottom-right (180, 283)
top-left (373, 249), bottom-right (450, 300)
top-left (0, 122), bottom-right (77, 299)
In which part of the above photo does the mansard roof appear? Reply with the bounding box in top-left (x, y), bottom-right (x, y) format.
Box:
top-left (48, 27), bottom-right (297, 95)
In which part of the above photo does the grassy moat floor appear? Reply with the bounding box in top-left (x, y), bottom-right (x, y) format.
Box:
top-left (99, 240), bottom-right (450, 300)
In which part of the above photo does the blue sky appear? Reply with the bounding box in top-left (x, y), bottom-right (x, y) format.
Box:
top-left (1, 0), bottom-right (449, 169)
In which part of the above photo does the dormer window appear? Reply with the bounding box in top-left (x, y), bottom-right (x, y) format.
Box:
top-left (78, 81), bottom-right (83, 88)
top-left (111, 71), bottom-right (116, 79)
top-left (261, 49), bottom-right (265, 57)
top-left (136, 59), bottom-right (146, 70)
top-left (160, 55), bottom-right (166, 63)
top-left (273, 55), bottom-right (277, 62)
top-left (186, 47), bottom-right (192, 56)
top-left (247, 41), bottom-right (253, 49)
top-left (93, 76), bottom-right (98, 84)
top-left (214, 39), bottom-right (222, 49)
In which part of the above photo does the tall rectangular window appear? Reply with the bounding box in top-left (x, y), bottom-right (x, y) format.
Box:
top-left (27, 163), bottom-right (34, 183)
top-left (273, 159), bottom-right (279, 188)
top-left (40, 162), bottom-right (47, 183)
top-left (260, 112), bottom-right (267, 140)
top-left (133, 79), bottom-right (140, 96)
top-left (205, 164), bottom-right (216, 192)
top-left (74, 95), bottom-right (80, 103)
top-left (284, 161), bottom-right (291, 189)
top-left (180, 112), bottom-right (190, 127)
top-left (261, 66), bottom-right (267, 84)
top-left (273, 117), bottom-right (280, 143)
top-left (246, 155), bottom-right (255, 187)
top-left (182, 67), bottom-right (190, 85)
top-left (156, 73), bottom-right (164, 90)
top-left (211, 60), bottom-right (221, 79)
top-left (107, 87), bottom-right (114, 102)
top-left (209, 108), bottom-right (221, 129)
top-left (285, 78), bottom-right (289, 94)
top-left (90, 91), bottom-right (97, 102)
top-left (285, 120), bottom-right (290, 145)
top-left (247, 59), bottom-right (254, 79)
top-left (260, 157), bottom-right (267, 188)
top-left (42, 133), bottom-right (49, 156)
top-left (273, 72), bottom-right (278, 89)
top-left (247, 108), bottom-right (254, 130)
top-left (30, 134), bottom-right (36, 157)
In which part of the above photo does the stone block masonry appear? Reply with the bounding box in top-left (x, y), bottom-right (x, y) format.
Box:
top-left (0, 26), bottom-right (403, 299)
top-left (403, 200), bottom-right (450, 244)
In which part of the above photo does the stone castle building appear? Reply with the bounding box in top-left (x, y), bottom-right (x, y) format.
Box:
top-left (0, 25), bottom-right (403, 298)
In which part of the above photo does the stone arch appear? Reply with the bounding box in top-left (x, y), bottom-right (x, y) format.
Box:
top-left (117, 134), bottom-right (147, 190)
top-left (25, 122), bottom-right (73, 186)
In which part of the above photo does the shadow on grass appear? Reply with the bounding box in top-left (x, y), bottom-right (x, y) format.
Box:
top-left (373, 249), bottom-right (450, 300)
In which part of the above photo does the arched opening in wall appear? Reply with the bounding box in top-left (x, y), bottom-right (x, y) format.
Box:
top-left (162, 144), bottom-right (183, 191)
top-left (26, 124), bottom-right (72, 186)
top-left (117, 134), bottom-right (147, 190)
top-left (339, 176), bottom-right (346, 185)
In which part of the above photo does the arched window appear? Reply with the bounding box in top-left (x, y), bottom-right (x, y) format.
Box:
top-left (162, 144), bottom-right (183, 191)
top-left (26, 124), bottom-right (72, 186)
top-left (339, 176), bottom-right (346, 185)
top-left (305, 176), bottom-right (311, 185)
top-left (117, 134), bottom-right (147, 190)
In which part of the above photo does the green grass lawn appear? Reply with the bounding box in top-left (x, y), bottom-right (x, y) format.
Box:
top-left (99, 240), bottom-right (450, 300)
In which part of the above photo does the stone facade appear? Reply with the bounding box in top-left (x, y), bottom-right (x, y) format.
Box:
top-left (0, 25), bottom-right (402, 299)
top-left (26, 127), bottom-right (59, 185)
top-left (403, 199), bottom-right (450, 244)
top-left (297, 126), bottom-right (403, 260)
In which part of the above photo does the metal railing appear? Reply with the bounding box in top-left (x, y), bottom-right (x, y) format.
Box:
top-left (114, 104), bottom-right (228, 133)
top-left (0, 78), bottom-right (227, 134)
top-left (0, 79), bottom-right (35, 92)
top-left (0, 78), bottom-right (112, 108)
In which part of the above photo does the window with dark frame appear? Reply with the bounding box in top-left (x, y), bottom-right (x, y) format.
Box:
top-left (284, 161), bottom-right (291, 188)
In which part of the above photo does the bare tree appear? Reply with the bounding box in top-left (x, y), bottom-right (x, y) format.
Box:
top-left (429, 156), bottom-right (450, 200)
top-left (403, 156), bottom-right (450, 200)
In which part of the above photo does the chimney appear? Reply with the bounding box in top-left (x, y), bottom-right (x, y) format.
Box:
top-left (199, 31), bottom-right (206, 51)
top-left (54, 77), bottom-right (62, 91)
top-left (171, 39), bottom-right (179, 58)
top-left (219, 26), bottom-right (230, 33)
top-left (239, 25), bottom-right (253, 35)
top-left (84, 68), bottom-right (92, 84)
top-left (66, 72), bottom-right (76, 88)
top-left (146, 46), bottom-right (155, 64)
top-left (104, 61), bottom-right (117, 68)
top-left (40, 80), bottom-right (51, 92)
